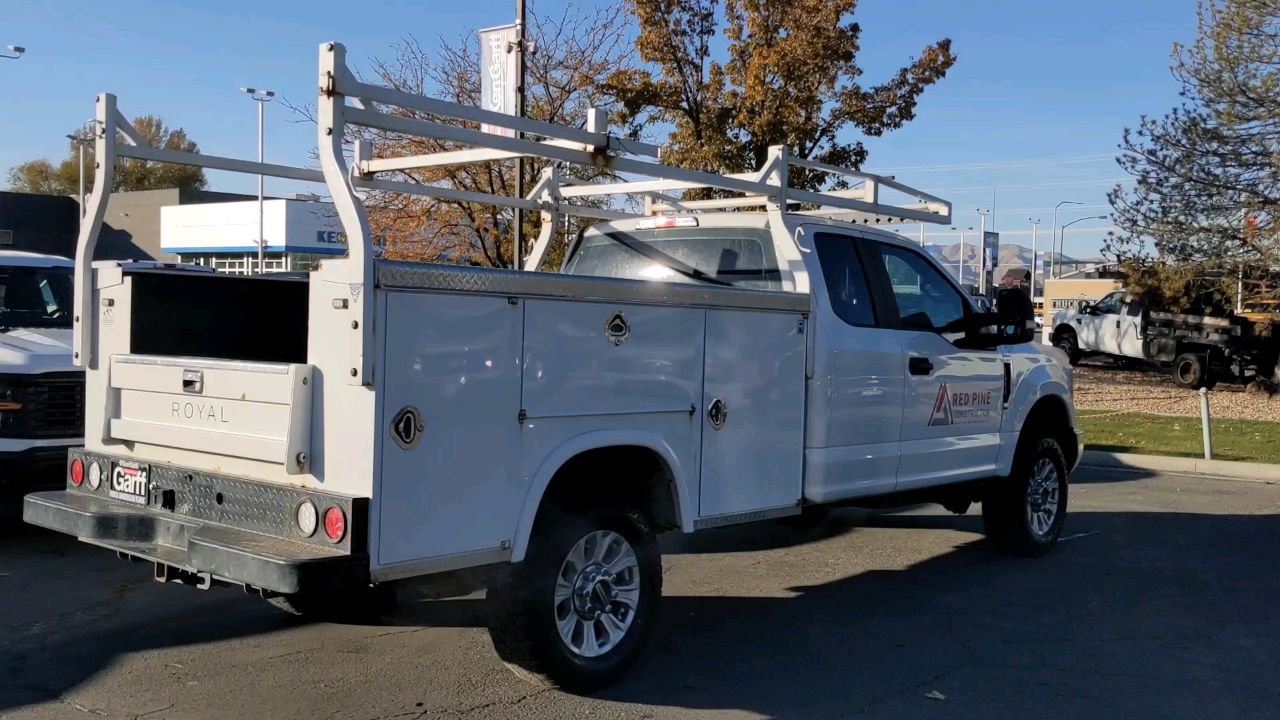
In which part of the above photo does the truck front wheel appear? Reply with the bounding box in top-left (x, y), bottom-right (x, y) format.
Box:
top-left (487, 504), bottom-right (661, 694)
top-left (1053, 328), bottom-right (1081, 365)
top-left (982, 436), bottom-right (1069, 556)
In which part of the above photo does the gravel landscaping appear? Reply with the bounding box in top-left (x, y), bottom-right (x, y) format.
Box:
top-left (1072, 360), bottom-right (1280, 423)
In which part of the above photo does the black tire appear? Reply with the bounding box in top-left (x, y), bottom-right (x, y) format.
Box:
top-left (1054, 328), bottom-right (1081, 365)
top-left (1172, 352), bottom-right (1213, 390)
top-left (982, 436), bottom-right (1069, 556)
top-left (487, 504), bottom-right (661, 694)
top-left (267, 584), bottom-right (395, 623)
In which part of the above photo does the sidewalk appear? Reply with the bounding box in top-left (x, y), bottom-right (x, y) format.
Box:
top-left (1081, 450), bottom-right (1280, 484)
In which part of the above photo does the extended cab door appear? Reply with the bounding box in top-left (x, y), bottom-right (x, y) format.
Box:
top-left (1117, 298), bottom-right (1146, 358)
top-left (863, 240), bottom-right (1005, 490)
top-left (800, 232), bottom-right (904, 501)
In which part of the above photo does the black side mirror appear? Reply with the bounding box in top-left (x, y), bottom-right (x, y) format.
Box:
top-left (996, 288), bottom-right (1036, 343)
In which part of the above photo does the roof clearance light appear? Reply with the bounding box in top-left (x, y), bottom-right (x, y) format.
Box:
top-left (636, 216), bottom-right (699, 230)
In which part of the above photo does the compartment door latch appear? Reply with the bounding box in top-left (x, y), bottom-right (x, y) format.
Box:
top-left (182, 369), bottom-right (204, 395)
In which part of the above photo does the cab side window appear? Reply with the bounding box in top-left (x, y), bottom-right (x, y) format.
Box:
top-left (876, 243), bottom-right (966, 332)
top-left (1093, 292), bottom-right (1124, 315)
top-left (814, 234), bottom-right (877, 327)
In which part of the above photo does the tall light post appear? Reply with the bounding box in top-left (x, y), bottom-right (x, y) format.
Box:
top-left (513, 0), bottom-right (528, 269)
top-left (1050, 200), bottom-right (1083, 279)
top-left (1028, 218), bottom-right (1041, 297)
top-left (0, 45), bottom-right (24, 60)
top-left (1058, 215), bottom-right (1107, 277)
top-left (951, 226), bottom-right (973, 286)
top-left (975, 208), bottom-right (991, 295)
top-left (241, 87), bottom-right (275, 274)
top-left (65, 126), bottom-right (93, 220)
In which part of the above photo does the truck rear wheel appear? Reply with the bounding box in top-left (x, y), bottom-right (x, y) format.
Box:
top-left (487, 503), bottom-right (661, 694)
top-left (1172, 352), bottom-right (1215, 390)
top-left (982, 436), bottom-right (1068, 556)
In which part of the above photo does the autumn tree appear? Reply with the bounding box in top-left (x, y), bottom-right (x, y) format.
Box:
top-left (1108, 0), bottom-right (1280, 310)
top-left (289, 4), bottom-right (635, 268)
top-left (604, 0), bottom-right (957, 190)
top-left (6, 116), bottom-right (206, 196)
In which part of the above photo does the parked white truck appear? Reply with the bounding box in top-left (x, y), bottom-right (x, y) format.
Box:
top-left (1050, 290), bottom-right (1280, 389)
top-left (25, 44), bottom-right (1081, 693)
top-left (0, 250), bottom-right (86, 503)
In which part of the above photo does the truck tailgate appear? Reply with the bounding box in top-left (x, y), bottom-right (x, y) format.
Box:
top-left (106, 355), bottom-right (313, 474)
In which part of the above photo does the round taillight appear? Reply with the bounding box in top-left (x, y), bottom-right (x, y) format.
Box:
top-left (69, 457), bottom-right (84, 486)
top-left (323, 506), bottom-right (346, 542)
top-left (296, 500), bottom-right (318, 537)
top-left (87, 461), bottom-right (102, 490)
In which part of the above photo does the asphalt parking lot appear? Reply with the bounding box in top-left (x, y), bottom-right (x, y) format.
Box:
top-left (2, 467), bottom-right (1278, 720)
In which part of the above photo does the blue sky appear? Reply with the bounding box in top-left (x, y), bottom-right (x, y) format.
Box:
top-left (2, 0), bottom-right (1197, 257)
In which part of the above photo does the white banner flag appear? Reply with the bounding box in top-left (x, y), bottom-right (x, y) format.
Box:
top-left (478, 24), bottom-right (518, 137)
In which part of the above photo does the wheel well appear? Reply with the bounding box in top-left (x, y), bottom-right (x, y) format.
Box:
top-left (1052, 324), bottom-right (1076, 343)
top-left (1021, 396), bottom-right (1077, 469)
top-left (537, 446), bottom-right (680, 532)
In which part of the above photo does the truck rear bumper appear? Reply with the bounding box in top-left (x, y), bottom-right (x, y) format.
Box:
top-left (24, 491), bottom-right (365, 595)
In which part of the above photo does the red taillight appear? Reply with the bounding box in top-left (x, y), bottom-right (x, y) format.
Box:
top-left (323, 506), bottom-right (346, 542)
top-left (69, 458), bottom-right (84, 486)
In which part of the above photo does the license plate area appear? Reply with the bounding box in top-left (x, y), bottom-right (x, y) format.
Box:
top-left (109, 460), bottom-right (150, 505)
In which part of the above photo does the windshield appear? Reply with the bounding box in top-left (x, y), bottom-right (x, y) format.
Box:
top-left (564, 228), bottom-right (783, 291)
top-left (0, 265), bottom-right (74, 330)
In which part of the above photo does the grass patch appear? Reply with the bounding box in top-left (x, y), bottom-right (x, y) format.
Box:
top-left (1077, 409), bottom-right (1280, 464)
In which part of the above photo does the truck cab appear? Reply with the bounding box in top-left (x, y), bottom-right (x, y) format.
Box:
top-left (0, 251), bottom-right (85, 503)
top-left (1050, 290), bottom-right (1145, 364)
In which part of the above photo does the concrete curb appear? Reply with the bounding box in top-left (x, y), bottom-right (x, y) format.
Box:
top-left (1080, 450), bottom-right (1280, 484)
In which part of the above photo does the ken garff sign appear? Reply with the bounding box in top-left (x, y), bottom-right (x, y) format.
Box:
top-left (316, 230), bottom-right (346, 245)
top-left (478, 23), bottom-right (519, 138)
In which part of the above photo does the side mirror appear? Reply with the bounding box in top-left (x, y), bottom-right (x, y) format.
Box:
top-left (995, 288), bottom-right (1036, 343)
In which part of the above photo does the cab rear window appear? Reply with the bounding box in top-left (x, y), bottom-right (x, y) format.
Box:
top-left (564, 228), bottom-right (784, 290)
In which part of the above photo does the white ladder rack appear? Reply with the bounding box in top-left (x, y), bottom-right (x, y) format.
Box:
top-left (71, 41), bottom-right (952, 383)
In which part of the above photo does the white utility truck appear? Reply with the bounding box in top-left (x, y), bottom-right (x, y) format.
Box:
top-left (1050, 291), bottom-right (1280, 389)
top-left (26, 43), bottom-right (1081, 693)
top-left (0, 251), bottom-right (85, 503)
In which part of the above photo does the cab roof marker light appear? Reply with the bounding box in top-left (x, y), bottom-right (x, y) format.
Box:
top-left (635, 216), bottom-right (699, 230)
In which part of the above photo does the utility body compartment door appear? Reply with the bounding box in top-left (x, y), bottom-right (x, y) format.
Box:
top-left (698, 309), bottom-right (807, 520)
top-left (107, 355), bottom-right (313, 473)
top-left (376, 292), bottom-right (524, 568)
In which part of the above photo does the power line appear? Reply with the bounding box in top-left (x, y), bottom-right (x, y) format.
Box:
top-left (867, 154), bottom-right (1115, 174)
top-left (937, 177), bottom-right (1129, 193)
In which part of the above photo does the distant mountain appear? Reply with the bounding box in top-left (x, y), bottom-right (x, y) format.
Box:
top-left (922, 242), bottom-right (1104, 285)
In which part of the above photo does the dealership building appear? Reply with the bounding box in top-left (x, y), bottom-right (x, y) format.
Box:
top-left (161, 198), bottom-right (345, 273)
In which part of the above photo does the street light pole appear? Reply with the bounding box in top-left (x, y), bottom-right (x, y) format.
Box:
top-left (241, 88), bottom-right (275, 274)
top-left (1058, 215), bottom-right (1107, 277)
top-left (1050, 200), bottom-right (1083, 279)
top-left (66, 131), bottom-right (87, 220)
top-left (513, 0), bottom-right (527, 270)
top-left (0, 45), bottom-right (24, 60)
top-left (1028, 218), bottom-right (1040, 297)
top-left (975, 208), bottom-right (990, 295)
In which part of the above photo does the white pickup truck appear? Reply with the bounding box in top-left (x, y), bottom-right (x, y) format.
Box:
top-left (25, 43), bottom-right (1081, 693)
top-left (0, 250), bottom-right (86, 503)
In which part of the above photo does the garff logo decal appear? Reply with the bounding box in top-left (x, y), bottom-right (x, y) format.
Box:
top-left (929, 383), bottom-right (995, 426)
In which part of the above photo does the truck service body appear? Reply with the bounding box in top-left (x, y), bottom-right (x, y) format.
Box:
top-left (26, 43), bottom-right (1082, 692)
